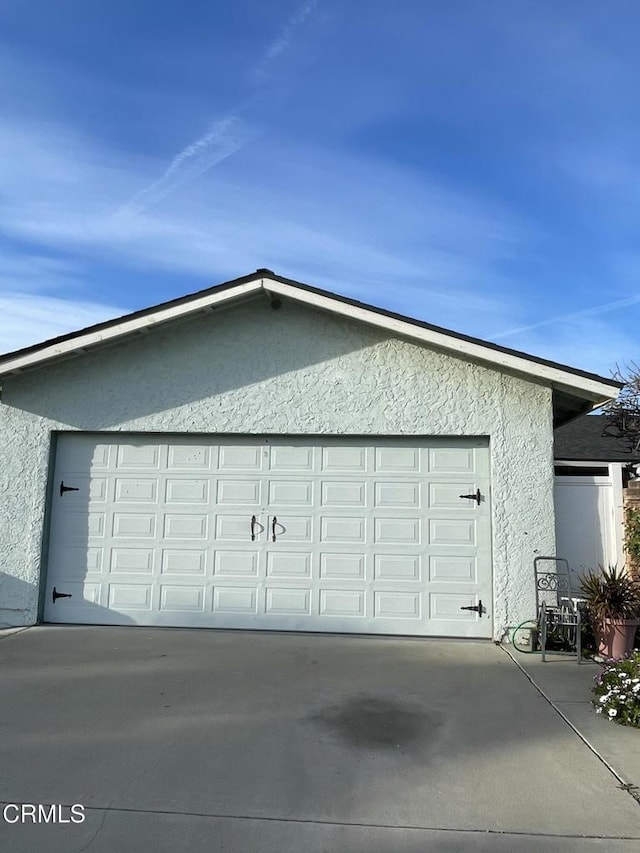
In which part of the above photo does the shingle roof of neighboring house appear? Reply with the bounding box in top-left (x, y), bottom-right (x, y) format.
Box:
top-left (554, 414), bottom-right (640, 462)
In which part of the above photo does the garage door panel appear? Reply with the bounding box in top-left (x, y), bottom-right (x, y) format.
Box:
top-left (319, 589), bottom-right (365, 617)
top-left (374, 554), bottom-right (421, 581)
top-left (160, 585), bottom-right (205, 612)
top-left (110, 548), bottom-right (155, 574)
top-left (321, 446), bottom-right (367, 472)
top-left (430, 555), bottom-right (477, 582)
top-left (374, 481), bottom-right (421, 508)
top-left (428, 446), bottom-right (476, 474)
top-left (216, 479), bottom-right (261, 505)
top-left (55, 511), bottom-right (106, 543)
top-left (217, 445), bottom-right (263, 471)
top-left (114, 478), bottom-right (159, 503)
top-left (374, 518), bottom-right (421, 544)
top-left (266, 588), bottom-right (311, 615)
top-left (54, 437), bottom-right (111, 472)
top-left (213, 586), bottom-right (258, 613)
top-left (269, 445), bottom-right (315, 471)
top-left (272, 516), bottom-right (313, 542)
top-left (113, 512), bottom-right (156, 538)
top-left (163, 513), bottom-right (209, 539)
top-left (167, 444), bottom-right (213, 470)
top-left (116, 444), bottom-right (162, 470)
top-left (429, 482), bottom-right (477, 509)
top-left (321, 516), bottom-right (366, 543)
top-left (320, 553), bottom-right (366, 579)
top-left (374, 591), bottom-right (422, 619)
top-left (267, 551), bottom-right (312, 578)
top-left (374, 446), bottom-right (422, 473)
top-left (214, 515), bottom-right (253, 540)
top-left (429, 518), bottom-right (476, 545)
top-left (213, 550), bottom-right (259, 576)
top-left (108, 583), bottom-right (153, 610)
top-left (165, 479), bottom-right (210, 504)
top-left (162, 549), bottom-right (207, 575)
top-left (321, 481), bottom-right (367, 507)
top-left (268, 480), bottom-right (314, 506)
top-left (48, 544), bottom-right (104, 574)
top-left (430, 592), bottom-right (482, 621)
top-left (45, 435), bottom-right (492, 637)
top-left (49, 581), bottom-right (102, 607)
top-left (56, 477), bottom-right (108, 502)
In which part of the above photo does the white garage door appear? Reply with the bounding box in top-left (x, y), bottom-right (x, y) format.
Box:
top-left (44, 434), bottom-right (492, 637)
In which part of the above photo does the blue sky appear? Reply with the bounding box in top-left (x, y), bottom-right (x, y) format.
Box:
top-left (1, 0), bottom-right (639, 377)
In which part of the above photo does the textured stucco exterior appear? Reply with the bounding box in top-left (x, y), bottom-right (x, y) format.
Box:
top-left (0, 296), bottom-right (555, 637)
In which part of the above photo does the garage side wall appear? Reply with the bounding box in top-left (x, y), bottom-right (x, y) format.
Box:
top-left (0, 300), bottom-right (554, 636)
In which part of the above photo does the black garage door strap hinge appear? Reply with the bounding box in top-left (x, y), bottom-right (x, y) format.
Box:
top-left (59, 481), bottom-right (79, 497)
top-left (460, 600), bottom-right (486, 617)
top-left (459, 488), bottom-right (481, 505)
top-left (52, 587), bottom-right (72, 603)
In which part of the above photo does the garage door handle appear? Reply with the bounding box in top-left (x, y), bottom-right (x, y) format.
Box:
top-left (272, 516), bottom-right (277, 542)
top-left (250, 515), bottom-right (257, 541)
top-left (459, 488), bottom-right (481, 505)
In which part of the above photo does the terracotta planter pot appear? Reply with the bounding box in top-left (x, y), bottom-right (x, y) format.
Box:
top-left (595, 620), bottom-right (638, 659)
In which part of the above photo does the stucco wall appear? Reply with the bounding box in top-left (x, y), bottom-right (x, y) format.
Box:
top-left (0, 296), bottom-right (555, 636)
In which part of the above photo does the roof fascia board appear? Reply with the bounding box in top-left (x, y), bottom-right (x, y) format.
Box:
top-left (555, 459), bottom-right (613, 466)
top-left (0, 270), bottom-right (621, 404)
top-left (264, 278), bottom-right (619, 401)
top-left (0, 280), bottom-right (263, 375)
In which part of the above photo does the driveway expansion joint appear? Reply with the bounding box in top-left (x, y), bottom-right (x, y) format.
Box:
top-left (501, 644), bottom-right (638, 803)
top-left (3, 802), bottom-right (637, 841)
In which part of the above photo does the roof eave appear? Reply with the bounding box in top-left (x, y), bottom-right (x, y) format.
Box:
top-left (0, 271), bottom-right (623, 409)
top-left (263, 278), bottom-right (621, 405)
top-left (0, 279), bottom-right (264, 377)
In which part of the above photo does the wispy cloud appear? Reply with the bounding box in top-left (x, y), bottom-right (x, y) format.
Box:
top-left (494, 314), bottom-right (635, 380)
top-left (0, 115), bottom-right (530, 354)
top-left (118, 0), bottom-right (319, 217)
top-left (4, 1), bottom-right (640, 377)
top-left (118, 115), bottom-right (257, 217)
top-left (491, 294), bottom-right (640, 341)
top-left (0, 116), bottom-right (525, 282)
top-left (0, 292), bottom-right (124, 354)
top-left (0, 238), bottom-right (126, 353)
top-left (254, 0), bottom-right (318, 80)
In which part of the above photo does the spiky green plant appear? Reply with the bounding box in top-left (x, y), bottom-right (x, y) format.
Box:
top-left (580, 565), bottom-right (640, 623)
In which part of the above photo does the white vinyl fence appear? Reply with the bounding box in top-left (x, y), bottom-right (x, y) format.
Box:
top-left (554, 461), bottom-right (624, 579)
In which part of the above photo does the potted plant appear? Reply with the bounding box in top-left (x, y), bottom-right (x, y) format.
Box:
top-left (580, 565), bottom-right (640, 660)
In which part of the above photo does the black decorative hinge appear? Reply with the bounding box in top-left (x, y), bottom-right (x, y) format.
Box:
top-left (59, 481), bottom-right (79, 497)
top-left (52, 587), bottom-right (72, 603)
top-left (459, 488), bottom-right (481, 505)
top-left (460, 599), bottom-right (485, 617)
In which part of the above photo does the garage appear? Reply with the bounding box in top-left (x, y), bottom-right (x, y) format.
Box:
top-left (44, 434), bottom-right (491, 636)
top-left (0, 270), bottom-right (620, 639)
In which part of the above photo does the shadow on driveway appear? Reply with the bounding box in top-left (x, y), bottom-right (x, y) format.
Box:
top-left (1, 627), bottom-right (639, 852)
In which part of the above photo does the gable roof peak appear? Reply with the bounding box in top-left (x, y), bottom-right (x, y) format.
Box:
top-left (0, 269), bottom-right (621, 423)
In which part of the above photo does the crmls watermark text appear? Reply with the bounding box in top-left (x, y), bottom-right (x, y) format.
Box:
top-left (2, 804), bottom-right (85, 824)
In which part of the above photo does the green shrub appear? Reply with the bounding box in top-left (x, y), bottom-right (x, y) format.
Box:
top-left (624, 506), bottom-right (640, 574)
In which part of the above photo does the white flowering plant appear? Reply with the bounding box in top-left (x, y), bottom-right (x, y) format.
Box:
top-left (593, 650), bottom-right (640, 727)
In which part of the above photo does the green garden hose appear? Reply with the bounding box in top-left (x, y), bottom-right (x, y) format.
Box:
top-left (511, 619), bottom-right (540, 654)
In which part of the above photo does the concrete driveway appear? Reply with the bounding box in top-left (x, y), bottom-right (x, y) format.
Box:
top-left (1, 627), bottom-right (639, 852)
